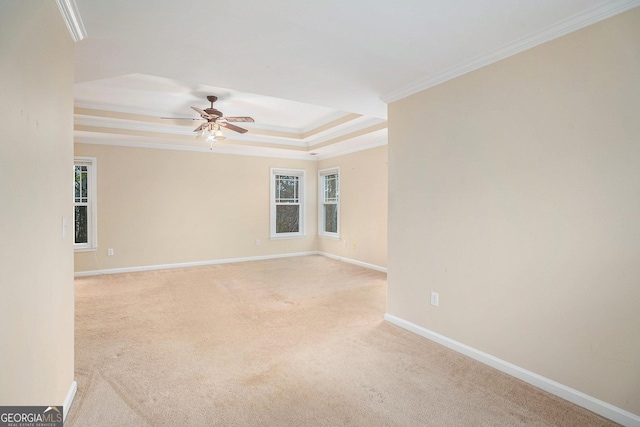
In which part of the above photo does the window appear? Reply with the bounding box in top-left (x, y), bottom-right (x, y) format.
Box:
top-left (319, 167), bottom-right (340, 238)
top-left (271, 168), bottom-right (305, 238)
top-left (74, 157), bottom-right (97, 251)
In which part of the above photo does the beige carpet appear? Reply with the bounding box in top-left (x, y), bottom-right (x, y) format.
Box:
top-left (67, 256), bottom-right (616, 426)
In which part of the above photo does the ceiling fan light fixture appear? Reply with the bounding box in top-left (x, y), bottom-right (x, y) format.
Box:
top-left (213, 129), bottom-right (226, 141)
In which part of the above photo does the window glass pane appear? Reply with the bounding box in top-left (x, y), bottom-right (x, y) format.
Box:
top-left (276, 175), bottom-right (299, 203)
top-left (75, 170), bottom-right (89, 200)
top-left (81, 171), bottom-right (88, 198)
top-left (276, 205), bottom-right (300, 233)
top-left (75, 166), bottom-right (82, 200)
top-left (75, 206), bottom-right (88, 244)
top-left (324, 204), bottom-right (338, 233)
top-left (324, 174), bottom-right (338, 202)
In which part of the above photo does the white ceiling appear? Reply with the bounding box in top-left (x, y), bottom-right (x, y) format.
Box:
top-left (69, 0), bottom-right (639, 158)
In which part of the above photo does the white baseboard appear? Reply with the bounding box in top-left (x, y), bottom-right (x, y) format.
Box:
top-left (318, 252), bottom-right (387, 273)
top-left (63, 380), bottom-right (77, 422)
top-left (74, 251), bottom-right (387, 277)
top-left (384, 313), bottom-right (640, 427)
top-left (74, 251), bottom-right (319, 277)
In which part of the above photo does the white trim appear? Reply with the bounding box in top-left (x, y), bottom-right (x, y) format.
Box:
top-left (75, 137), bottom-right (317, 160)
top-left (55, 0), bottom-right (86, 42)
top-left (305, 117), bottom-right (387, 147)
top-left (74, 247), bottom-right (97, 253)
top-left (75, 108), bottom-right (385, 149)
top-left (270, 168), bottom-right (306, 239)
top-left (301, 111), bottom-right (357, 135)
top-left (318, 235), bottom-right (341, 241)
top-left (236, 111), bottom-right (357, 136)
top-left (74, 252), bottom-right (318, 277)
top-left (269, 235), bottom-right (308, 241)
top-left (319, 252), bottom-right (387, 273)
top-left (63, 380), bottom-right (77, 421)
top-left (75, 116), bottom-right (196, 137)
top-left (75, 103), bottom-right (363, 141)
top-left (318, 167), bottom-right (340, 239)
top-left (314, 138), bottom-right (388, 161)
top-left (384, 313), bottom-right (640, 427)
top-left (75, 134), bottom-right (387, 161)
top-left (381, 0), bottom-right (640, 104)
top-left (76, 102), bottom-right (303, 136)
top-left (74, 251), bottom-right (387, 276)
top-left (235, 122), bottom-right (300, 135)
top-left (75, 116), bottom-right (309, 147)
top-left (74, 157), bottom-right (98, 252)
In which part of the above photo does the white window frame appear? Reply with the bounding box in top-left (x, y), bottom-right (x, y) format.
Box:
top-left (318, 167), bottom-right (340, 239)
top-left (74, 156), bottom-right (97, 252)
top-left (270, 168), bottom-right (306, 239)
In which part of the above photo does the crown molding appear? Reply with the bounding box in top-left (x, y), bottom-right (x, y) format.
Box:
top-left (301, 111), bottom-right (358, 135)
top-left (306, 118), bottom-right (387, 147)
top-left (75, 130), bottom-right (388, 161)
top-left (75, 105), bottom-right (387, 149)
top-left (315, 138), bottom-right (387, 161)
top-left (74, 118), bottom-right (312, 148)
top-left (381, 0), bottom-right (640, 104)
top-left (75, 137), bottom-right (317, 160)
top-left (75, 102), bottom-right (311, 136)
top-left (56, 0), bottom-right (86, 42)
top-left (75, 117), bottom-right (192, 136)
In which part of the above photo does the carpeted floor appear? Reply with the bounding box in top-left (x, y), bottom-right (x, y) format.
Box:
top-left (67, 255), bottom-right (616, 426)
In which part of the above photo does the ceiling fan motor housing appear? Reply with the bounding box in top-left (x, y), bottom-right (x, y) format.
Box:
top-left (205, 96), bottom-right (222, 117)
top-left (205, 108), bottom-right (223, 117)
top-left (162, 95), bottom-right (253, 134)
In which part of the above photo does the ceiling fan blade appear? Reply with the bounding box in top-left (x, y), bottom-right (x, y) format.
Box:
top-left (220, 122), bottom-right (249, 134)
top-left (191, 106), bottom-right (211, 119)
top-left (224, 116), bottom-right (255, 123)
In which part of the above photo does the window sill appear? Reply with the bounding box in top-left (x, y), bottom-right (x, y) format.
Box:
top-left (270, 234), bottom-right (307, 240)
top-left (74, 246), bottom-right (97, 253)
top-left (319, 234), bottom-right (341, 240)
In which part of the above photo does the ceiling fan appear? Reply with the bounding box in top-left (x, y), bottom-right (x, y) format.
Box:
top-left (164, 95), bottom-right (254, 143)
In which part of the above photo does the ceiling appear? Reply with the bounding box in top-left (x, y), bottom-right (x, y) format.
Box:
top-left (69, 0), bottom-right (639, 159)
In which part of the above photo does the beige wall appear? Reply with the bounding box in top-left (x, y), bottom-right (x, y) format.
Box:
top-left (388, 8), bottom-right (640, 415)
top-left (0, 1), bottom-right (75, 405)
top-left (318, 146), bottom-right (388, 269)
top-left (74, 144), bottom-right (319, 272)
top-left (74, 143), bottom-right (388, 273)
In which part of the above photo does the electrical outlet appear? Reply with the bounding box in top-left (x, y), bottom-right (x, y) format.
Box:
top-left (430, 292), bottom-right (439, 307)
top-left (255, 239), bottom-right (261, 246)
top-left (108, 248), bottom-right (114, 256)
